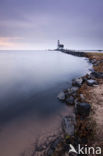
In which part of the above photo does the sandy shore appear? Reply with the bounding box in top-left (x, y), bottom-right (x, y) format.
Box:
top-left (80, 53), bottom-right (103, 152)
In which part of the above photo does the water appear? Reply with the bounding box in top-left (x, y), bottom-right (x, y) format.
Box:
top-left (0, 50), bottom-right (91, 156)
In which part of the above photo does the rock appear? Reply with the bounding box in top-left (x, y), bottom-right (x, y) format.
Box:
top-left (62, 116), bottom-right (75, 136)
top-left (90, 59), bottom-right (96, 64)
top-left (86, 79), bottom-right (98, 86)
top-left (89, 73), bottom-right (96, 79)
top-left (66, 96), bottom-right (75, 105)
top-left (67, 88), bottom-right (72, 94)
top-left (72, 92), bottom-right (77, 97)
top-left (69, 87), bottom-right (79, 93)
top-left (50, 138), bottom-right (61, 150)
top-left (47, 137), bottom-right (62, 156)
top-left (82, 76), bottom-right (88, 82)
top-left (72, 78), bottom-right (83, 87)
top-left (47, 148), bottom-right (53, 156)
top-left (57, 92), bottom-right (65, 101)
top-left (75, 102), bottom-right (91, 117)
top-left (67, 87), bottom-right (79, 97)
top-left (91, 71), bottom-right (103, 78)
top-left (89, 68), bottom-right (95, 73)
top-left (93, 60), bottom-right (103, 66)
top-left (74, 99), bottom-right (78, 105)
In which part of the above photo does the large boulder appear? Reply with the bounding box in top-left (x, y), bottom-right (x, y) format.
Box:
top-left (86, 79), bottom-right (98, 86)
top-left (72, 78), bottom-right (83, 87)
top-left (75, 102), bottom-right (91, 117)
top-left (57, 92), bottom-right (65, 101)
top-left (62, 116), bottom-right (75, 136)
top-left (66, 96), bottom-right (75, 105)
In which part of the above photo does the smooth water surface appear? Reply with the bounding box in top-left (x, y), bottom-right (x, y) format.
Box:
top-left (0, 50), bottom-right (91, 156)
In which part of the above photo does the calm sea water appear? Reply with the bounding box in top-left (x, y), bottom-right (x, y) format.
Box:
top-left (0, 50), bottom-right (91, 122)
top-left (0, 50), bottom-right (91, 156)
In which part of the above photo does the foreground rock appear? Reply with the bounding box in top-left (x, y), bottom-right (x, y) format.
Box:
top-left (75, 102), bottom-right (91, 117)
top-left (86, 79), bottom-right (98, 86)
top-left (57, 92), bottom-right (65, 101)
top-left (68, 86), bottom-right (79, 94)
top-left (66, 96), bottom-right (75, 105)
top-left (72, 78), bottom-right (83, 87)
top-left (47, 137), bottom-right (62, 156)
top-left (62, 116), bottom-right (75, 136)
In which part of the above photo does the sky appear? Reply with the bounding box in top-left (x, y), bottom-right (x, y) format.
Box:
top-left (0, 0), bottom-right (103, 50)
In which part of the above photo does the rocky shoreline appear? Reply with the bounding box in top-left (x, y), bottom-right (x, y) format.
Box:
top-left (31, 52), bottom-right (103, 156)
top-left (46, 53), bottom-right (103, 156)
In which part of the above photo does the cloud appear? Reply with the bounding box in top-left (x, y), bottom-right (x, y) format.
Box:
top-left (0, 0), bottom-right (103, 50)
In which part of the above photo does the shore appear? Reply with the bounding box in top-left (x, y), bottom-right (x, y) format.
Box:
top-left (81, 53), bottom-right (103, 152)
top-left (42, 52), bottom-right (103, 156)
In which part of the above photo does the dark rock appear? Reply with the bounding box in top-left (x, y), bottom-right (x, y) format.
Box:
top-left (47, 137), bottom-right (62, 156)
top-left (82, 77), bottom-right (88, 82)
top-left (93, 60), bottom-right (103, 66)
top-left (89, 68), bottom-right (95, 73)
top-left (91, 71), bottom-right (103, 78)
top-left (86, 79), bottom-right (98, 86)
top-left (90, 59), bottom-right (96, 64)
top-left (50, 138), bottom-right (61, 150)
top-left (63, 144), bottom-right (70, 152)
top-left (67, 87), bottom-right (79, 98)
top-left (57, 92), bottom-right (65, 101)
top-left (71, 86), bottom-right (79, 92)
top-left (75, 102), bottom-right (91, 117)
top-left (62, 116), bottom-right (75, 136)
top-left (72, 92), bottom-right (77, 97)
top-left (89, 73), bottom-right (96, 79)
top-left (72, 78), bottom-right (83, 87)
top-left (65, 92), bottom-right (69, 98)
top-left (66, 96), bottom-right (75, 105)
top-left (68, 87), bottom-right (79, 94)
top-left (47, 148), bottom-right (53, 156)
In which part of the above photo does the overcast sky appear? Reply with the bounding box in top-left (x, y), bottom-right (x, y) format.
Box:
top-left (0, 0), bottom-right (103, 50)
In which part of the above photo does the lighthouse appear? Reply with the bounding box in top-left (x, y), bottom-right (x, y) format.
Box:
top-left (57, 40), bottom-right (64, 50)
